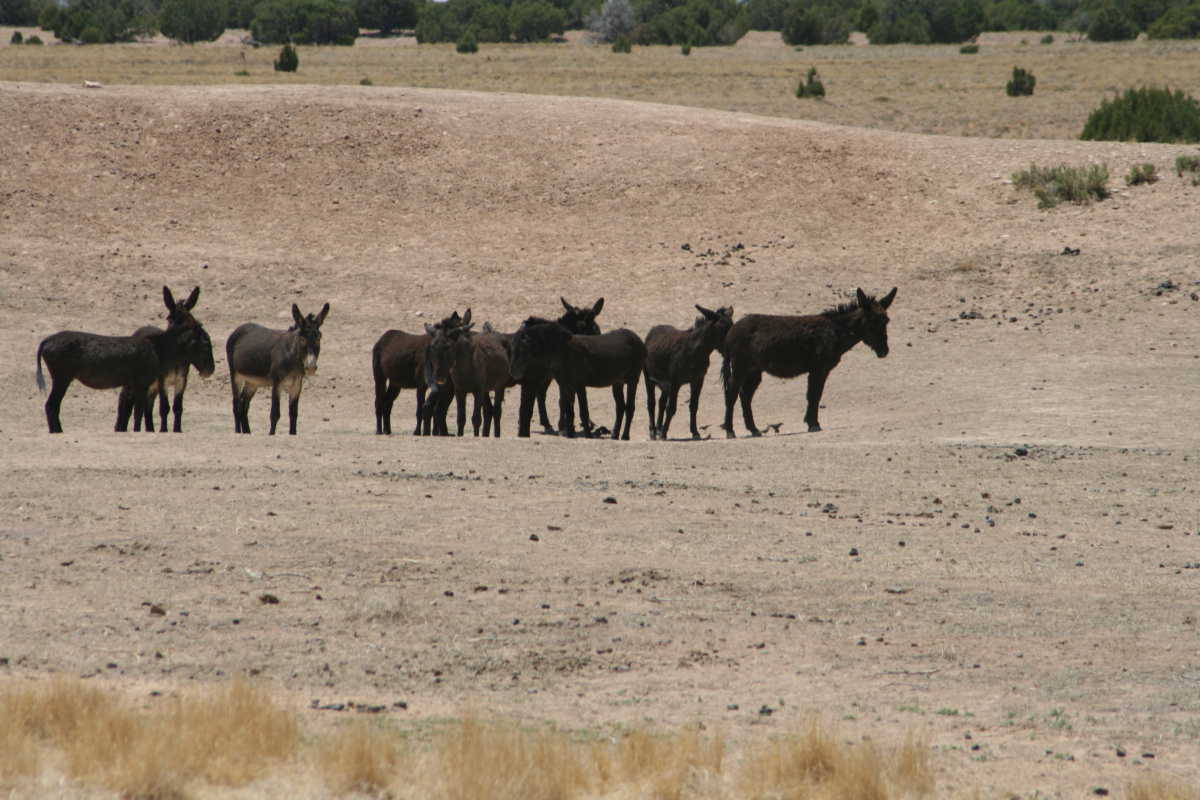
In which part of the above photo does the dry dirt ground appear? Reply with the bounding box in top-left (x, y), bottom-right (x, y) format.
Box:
top-left (2, 81), bottom-right (1200, 797)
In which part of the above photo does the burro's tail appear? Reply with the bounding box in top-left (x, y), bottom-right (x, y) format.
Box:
top-left (720, 345), bottom-right (732, 397)
top-left (35, 341), bottom-right (47, 394)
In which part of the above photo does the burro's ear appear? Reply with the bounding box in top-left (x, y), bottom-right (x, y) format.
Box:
top-left (461, 308), bottom-right (472, 327)
top-left (561, 297), bottom-right (575, 313)
top-left (856, 287), bottom-right (869, 306)
top-left (460, 322), bottom-right (475, 334)
top-left (592, 298), bottom-right (604, 316)
top-left (696, 304), bottom-right (717, 320)
top-left (163, 286), bottom-right (176, 310)
top-left (292, 304), bottom-right (305, 327)
top-left (185, 286), bottom-right (200, 310)
top-left (425, 323), bottom-right (437, 335)
top-left (314, 302), bottom-right (330, 325)
top-left (881, 287), bottom-right (897, 309)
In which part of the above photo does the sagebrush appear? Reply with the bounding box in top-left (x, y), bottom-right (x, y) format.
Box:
top-left (1013, 163), bottom-right (1109, 208)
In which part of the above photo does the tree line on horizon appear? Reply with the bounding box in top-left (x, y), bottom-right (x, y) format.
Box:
top-left (2, 0), bottom-right (1198, 47)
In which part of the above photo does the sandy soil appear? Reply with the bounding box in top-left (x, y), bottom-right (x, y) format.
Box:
top-left (2, 82), bottom-right (1200, 797)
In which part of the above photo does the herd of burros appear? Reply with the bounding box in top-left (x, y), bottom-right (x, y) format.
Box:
top-left (34, 285), bottom-right (897, 440)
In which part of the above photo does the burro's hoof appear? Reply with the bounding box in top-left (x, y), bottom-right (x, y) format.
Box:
top-left (808, 423), bottom-right (822, 433)
top-left (725, 429), bottom-right (737, 439)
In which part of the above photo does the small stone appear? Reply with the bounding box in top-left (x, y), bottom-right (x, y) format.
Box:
top-left (529, 533), bottom-right (539, 541)
top-left (603, 497), bottom-right (617, 504)
top-left (1116, 747), bottom-right (1126, 757)
top-left (849, 548), bottom-right (859, 556)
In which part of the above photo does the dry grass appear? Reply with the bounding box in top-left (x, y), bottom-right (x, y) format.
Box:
top-left (2, 681), bottom-right (926, 799)
top-left (3, 32), bottom-right (1200, 138)
top-left (739, 717), bottom-right (933, 800)
top-left (0, 678), bottom-right (300, 798)
top-left (318, 719), bottom-right (404, 795)
top-left (1125, 779), bottom-right (1200, 800)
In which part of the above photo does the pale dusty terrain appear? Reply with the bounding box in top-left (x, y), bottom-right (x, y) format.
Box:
top-left (2, 81), bottom-right (1200, 797)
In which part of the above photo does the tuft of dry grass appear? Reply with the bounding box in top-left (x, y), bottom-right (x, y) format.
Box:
top-left (0, 678), bottom-right (300, 798)
top-left (318, 719), bottom-right (404, 795)
top-left (433, 712), bottom-right (593, 800)
top-left (1125, 779), bottom-right (1200, 800)
top-left (739, 716), bottom-right (932, 800)
top-left (597, 725), bottom-right (725, 800)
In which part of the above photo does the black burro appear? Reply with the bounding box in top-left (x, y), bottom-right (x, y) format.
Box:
top-left (644, 304), bottom-right (734, 440)
top-left (720, 287), bottom-right (896, 438)
top-left (36, 308), bottom-right (215, 434)
top-left (509, 317), bottom-right (646, 440)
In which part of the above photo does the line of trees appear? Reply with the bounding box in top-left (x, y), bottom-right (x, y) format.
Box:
top-left (2, 0), bottom-right (1197, 45)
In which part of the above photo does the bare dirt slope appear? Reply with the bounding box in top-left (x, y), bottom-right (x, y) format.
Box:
top-left (2, 82), bottom-right (1200, 797)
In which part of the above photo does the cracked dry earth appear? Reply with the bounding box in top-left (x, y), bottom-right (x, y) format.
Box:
top-left (2, 81), bottom-right (1200, 797)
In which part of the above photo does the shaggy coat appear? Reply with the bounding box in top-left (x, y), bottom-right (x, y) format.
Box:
top-left (372, 311), bottom-right (462, 436)
top-left (116, 286), bottom-right (203, 433)
top-left (427, 319), bottom-right (511, 437)
top-left (36, 315), bottom-right (215, 434)
top-left (721, 288), bottom-right (896, 437)
top-left (485, 298), bottom-right (604, 437)
top-left (227, 302), bottom-right (329, 435)
top-left (509, 317), bottom-right (646, 440)
top-left (644, 304), bottom-right (734, 440)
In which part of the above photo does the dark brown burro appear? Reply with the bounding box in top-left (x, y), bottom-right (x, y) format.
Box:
top-left (116, 286), bottom-right (203, 433)
top-left (485, 298), bottom-right (604, 438)
top-left (644, 305), bottom-right (734, 440)
top-left (509, 317), bottom-right (646, 440)
top-left (372, 311), bottom-right (462, 436)
top-left (721, 288), bottom-right (896, 438)
top-left (227, 303), bottom-right (330, 435)
top-left (35, 299), bottom-right (216, 434)
top-left (426, 312), bottom-right (511, 437)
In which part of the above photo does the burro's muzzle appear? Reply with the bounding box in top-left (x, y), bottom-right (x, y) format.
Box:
top-left (305, 352), bottom-right (318, 375)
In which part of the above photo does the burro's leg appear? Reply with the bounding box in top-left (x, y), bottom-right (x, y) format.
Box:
top-left (805, 369), bottom-right (829, 432)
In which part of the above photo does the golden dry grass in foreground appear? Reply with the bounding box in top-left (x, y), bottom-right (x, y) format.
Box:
top-left (0, 678), bottom-right (931, 799)
top-left (3, 31), bottom-right (1200, 138)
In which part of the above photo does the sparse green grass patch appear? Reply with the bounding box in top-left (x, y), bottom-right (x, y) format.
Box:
top-left (1013, 163), bottom-right (1109, 208)
top-left (1125, 163), bottom-right (1158, 185)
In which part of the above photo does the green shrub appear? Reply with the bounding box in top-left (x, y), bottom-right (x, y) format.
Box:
top-left (253, 0), bottom-right (358, 45)
top-left (681, 41), bottom-right (691, 54)
top-left (79, 25), bottom-right (104, 43)
top-left (25, 34), bottom-right (42, 44)
top-left (959, 42), bottom-right (978, 52)
top-left (1006, 66), bottom-right (1035, 96)
top-left (796, 66), bottom-right (825, 99)
top-left (1013, 163), bottom-right (1109, 208)
top-left (612, 32), bottom-right (632, 52)
top-left (274, 42), bottom-right (299, 71)
top-left (510, 1), bottom-right (566, 42)
top-left (235, 69), bottom-right (250, 76)
top-left (360, 76), bottom-right (373, 85)
top-left (1080, 87), bottom-right (1200, 143)
top-left (1040, 33), bottom-right (1053, 43)
top-left (1124, 163), bottom-right (1158, 185)
top-left (1176, 154), bottom-right (1200, 175)
top-left (159, 0), bottom-right (226, 43)
top-left (1086, 4), bottom-right (1138, 41)
top-left (1145, 5), bottom-right (1200, 39)
top-left (455, 30), bottom-right (477, 52)
top-left (11, 31), bottom-right (24, 44)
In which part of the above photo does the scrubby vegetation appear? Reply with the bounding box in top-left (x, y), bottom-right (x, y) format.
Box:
top-left (13, 0), bottom-right (1200, 49)
top-left (1124, 162), bottom-right (1158, 184)
top-left (796, 66), bottom-right (826, 98)
top-left (274, 41), bottom-right (299, 71)
top-left (1081, 87), bottom-right (1200, 143)
top-left (1006, 66), bottom-right (1035, 96)
top-left (1013, 163), bottom-right (1110, 208)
